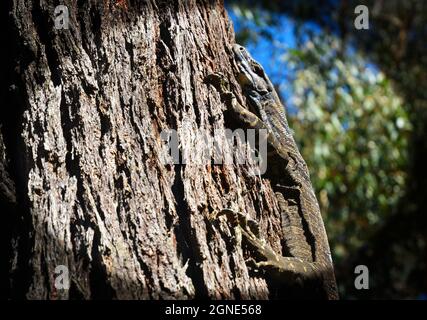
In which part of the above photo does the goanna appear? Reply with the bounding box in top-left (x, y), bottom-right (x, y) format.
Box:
top-left (207, 44), bottom-right (339, 300)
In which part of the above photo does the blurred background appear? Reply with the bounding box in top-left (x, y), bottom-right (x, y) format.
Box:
top-left (226, 0), bottom-right (427, 299)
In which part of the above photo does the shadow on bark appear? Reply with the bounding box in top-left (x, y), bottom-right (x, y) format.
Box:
top-left (1, 0), bottom-right (335, 299)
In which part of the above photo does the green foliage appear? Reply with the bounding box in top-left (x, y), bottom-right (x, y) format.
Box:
top-left (284, 35), bottom-right (412, 262)
top-left (229, 0), bottom-right (426, 299)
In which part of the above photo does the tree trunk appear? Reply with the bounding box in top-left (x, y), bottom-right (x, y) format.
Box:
top-left (2, 0), bottom-right (335, 299)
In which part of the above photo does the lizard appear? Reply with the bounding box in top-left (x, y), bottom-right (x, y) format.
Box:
top-left (206, 44), bottom-right (339, 299)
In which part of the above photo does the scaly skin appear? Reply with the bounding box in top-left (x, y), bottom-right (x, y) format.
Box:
top-left (209, 209), bottom-right (324, 282)
top-left (206, 44), bottom-right (339, 299)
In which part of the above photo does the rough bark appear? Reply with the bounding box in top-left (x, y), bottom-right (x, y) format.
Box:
top-left (2, 0), bottom-right (334, 299)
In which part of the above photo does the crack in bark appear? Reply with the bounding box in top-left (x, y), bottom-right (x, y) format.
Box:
top-left (171, 164), bottom-right (210, 298)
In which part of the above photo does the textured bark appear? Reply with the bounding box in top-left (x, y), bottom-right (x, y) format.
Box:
top-left (2, 0), bottom-right (333, 299)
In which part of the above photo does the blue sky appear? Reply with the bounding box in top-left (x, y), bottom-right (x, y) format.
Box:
top-left (227, 8), bottom-right (324, 111)
top-left (227, 7), bottom-right (381, 113)
top-left (228, 9), bottom-right (297, 83)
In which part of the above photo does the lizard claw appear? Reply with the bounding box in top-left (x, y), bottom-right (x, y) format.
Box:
top-left (246, 257), bottom-right (265, 276)
top-left (205, 72), bottom-right (229, 89)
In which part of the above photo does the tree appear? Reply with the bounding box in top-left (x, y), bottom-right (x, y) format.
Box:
top-left (1, 0), bottom-right (336, 299)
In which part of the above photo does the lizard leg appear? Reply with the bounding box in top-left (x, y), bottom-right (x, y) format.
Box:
top-left (240, 225), bottom-right (322, 280)
top-left (213, 209), bottom-right (324, 282)
top-left (205, 73), bottom-right (281, 151)
top-left (253, 257), bottom-right (324, 282)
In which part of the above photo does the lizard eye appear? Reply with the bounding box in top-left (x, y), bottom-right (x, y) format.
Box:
top-left (252, 63), bottom-right (264, 77)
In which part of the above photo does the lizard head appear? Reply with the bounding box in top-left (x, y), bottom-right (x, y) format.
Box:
top-left (232, 44), bottom-right (272, 94)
